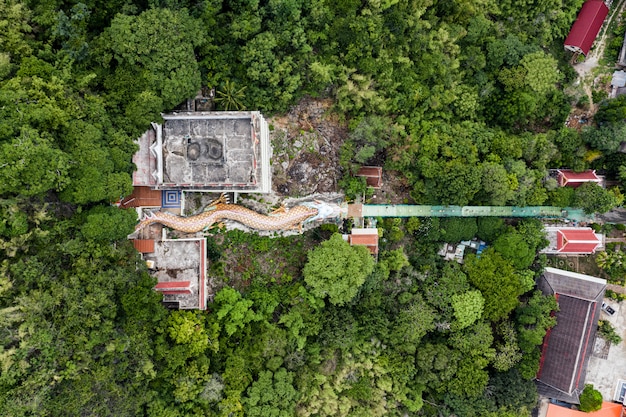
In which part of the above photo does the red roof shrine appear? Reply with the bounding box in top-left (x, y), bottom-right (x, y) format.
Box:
top-left (564, 0), bottom-right (609, 56)
top-left (356, 166), bottom-right (383, 188)
top-left (348, 228), bottom-right (379, 255)
top-left (557, 169), bottom-right (601, 187)
top-left (557, 228), bottom-right (602, 254)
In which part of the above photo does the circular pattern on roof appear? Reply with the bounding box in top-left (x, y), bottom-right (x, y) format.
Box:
top-left (187, 143), bottom-right (201, 160)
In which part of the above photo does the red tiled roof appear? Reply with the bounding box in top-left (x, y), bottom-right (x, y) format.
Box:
top-left (155, 281), bottom-right (191, 289)
top-left (557, 228), bottom-right (601, 254)
top-left (564, 0), bottom-right (609, 56)
top-left (349, 234), bottom-right (379, 254)
top-left (120, 187), bottom-right (162, 208)
top-left (155, 281), bottom-right (192, 295)
top-left (133, 239), bottom-right (155, 253)
top-left (356, 166), bottom-right (383, 188)
top-left (557, 169), bottom-right (601, 187)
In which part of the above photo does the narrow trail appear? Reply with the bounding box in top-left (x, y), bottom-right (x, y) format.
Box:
top-left (574, 0), bottom-right (626, 104)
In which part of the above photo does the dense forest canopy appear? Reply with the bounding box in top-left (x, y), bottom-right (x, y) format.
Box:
top-left (1, 0), bottom-right (625, 416)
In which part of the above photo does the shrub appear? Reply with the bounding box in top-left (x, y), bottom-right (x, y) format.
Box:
top-left (579, 384), bottom-right (603, 412)
top-left (598, 320), bottom-right (622, 345)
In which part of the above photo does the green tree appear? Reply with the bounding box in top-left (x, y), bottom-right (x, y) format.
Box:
top-left (451, 290), bottom-right (484, 329)
top-left (477, 217), bottom-right (506, 243)
top-left (440, 217), bottom-right (478, 242)
top-left (214, 287), bottom-right (262, 336)
top-left (574, 182), bottom-right (620, 214)
top-left (80, 206), bottom-right (137, 241)
top-left (97, 8), bottom-right (204, 110)
top-left (464, 249), bottom-right (526, 322)
top-left (595, 95), bottom-right (626, 126)
top-left (493, 230), bottom-right (535, 270)
top-left (243, 369), bottom-right (299, 417)
top-left (303, 233), bottom-right (374, 306)
top-left (579, 384), bottom-right (603, 412)
top-left (215, 80), bottom-right (247, 111)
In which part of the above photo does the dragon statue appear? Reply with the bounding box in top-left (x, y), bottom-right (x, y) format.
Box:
top-left (136, 197), bottom-right (344, 233)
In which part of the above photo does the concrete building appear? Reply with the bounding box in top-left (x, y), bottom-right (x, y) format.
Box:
top-left (133, 111), bottom-right (271, 194)
top-left (142, 238), bottom-right (207, 310)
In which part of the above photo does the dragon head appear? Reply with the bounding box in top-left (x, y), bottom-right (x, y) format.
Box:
top-left (300, 201), bottom-right (344, 223)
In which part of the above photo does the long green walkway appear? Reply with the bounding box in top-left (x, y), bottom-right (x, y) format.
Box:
top-left (355, 205), bottom-right (592, 222)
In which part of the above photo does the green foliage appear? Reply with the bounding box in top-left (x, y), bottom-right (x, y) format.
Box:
top-left (583, 124), bottom-right (626, 153)
top-left (80, 206), bottom-right (137, 241)
top-left (243, 369), bottom-right (299, 417)
top-left (464, 249), bottom-right (526, 322)
top-left (605, 289), bottom-right (626, 302)
top-left (215, 80), bottom-right (247, 111)
top-left (303, 233), bottom-right (374, 306)
top-left (595, 95), bottom-right (626, 126)
top-left (214, 287), bottom-right (262, 336)
top-left (451, 290), bottom-right (484, 329)
top-left (579, 384), bottom-right (603, 412)
top-left (477, 217), bottom-right (506, 243)
top-left (379, 248), bottom-right (409, 273)
top-left (574, 182), bottom-right (620, 215)
top-left (338, 175), bottom-right (371, 201)
top-left (598, 320), bottom-right (623, 345)
top-left (167, 311), bottom-right (212, 356)
top-left (515, 291), bottom-right (558, 378)
top-left (97, 8), bottom-right (204, 111)
top-left (493, 230), bottom-right (535, 270)
top-left (440, 217), bottom-right (478, 243)
top-left (0, 1), bottom-right (574, 415)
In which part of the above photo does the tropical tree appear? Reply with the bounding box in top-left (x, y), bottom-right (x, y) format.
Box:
top-left (215, 80), bottom-right (247, 111)
top-left (303, 233), bottom-right (374, 306)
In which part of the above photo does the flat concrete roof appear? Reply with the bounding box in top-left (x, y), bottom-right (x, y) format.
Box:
top-left (144, 238), bottom-right (207, 310)
top-left (135, 111), bottom-right (271, 193)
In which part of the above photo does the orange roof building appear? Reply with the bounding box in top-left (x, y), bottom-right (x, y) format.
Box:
top-left (132, 239), bottom-right (155, 253)
top-left (557, 170), bottom-right (602, 188)
top-left (347, 228), bottom-right (379, 255)
top-left (547, 402), bottom-right (624, 417)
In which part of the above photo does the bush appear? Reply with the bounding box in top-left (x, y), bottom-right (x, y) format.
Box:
top-left (592, 90), bottom-right (608, 104)
top-left (579, 384), bottom-right (603, 412)
top-left (440, 218), bottom-right (478, 243)
top-left (598, 320), bottom-right (622, 345)
top-left (476, 217), bottom-right (505, 243)
top-left (605, 289), bottom-right (626, 302)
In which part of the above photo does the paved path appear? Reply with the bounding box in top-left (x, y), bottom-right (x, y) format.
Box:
top-left (607, 283), bottom-right (626, 294)
top-left (573, 0), bottom-right (626, 103)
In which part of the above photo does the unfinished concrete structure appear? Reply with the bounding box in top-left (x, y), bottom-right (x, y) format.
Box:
top-left (142, 238), bottom-right (207, 310)
top-left (133, 111), bottom-right (271, 193)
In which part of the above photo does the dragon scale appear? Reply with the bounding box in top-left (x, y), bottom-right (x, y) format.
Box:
top-left (136, 203), bottom-right (319, 233)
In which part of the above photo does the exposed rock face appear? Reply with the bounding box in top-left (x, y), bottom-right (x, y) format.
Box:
top-left (269, 98), bottom-right (346, 197)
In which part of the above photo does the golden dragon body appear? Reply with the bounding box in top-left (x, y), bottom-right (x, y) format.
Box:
top-left (136, 201), bottom-right (341, 233)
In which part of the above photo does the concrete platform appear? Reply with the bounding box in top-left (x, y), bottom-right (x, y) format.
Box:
top-left (585, 299), bottom-right (626, 401)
